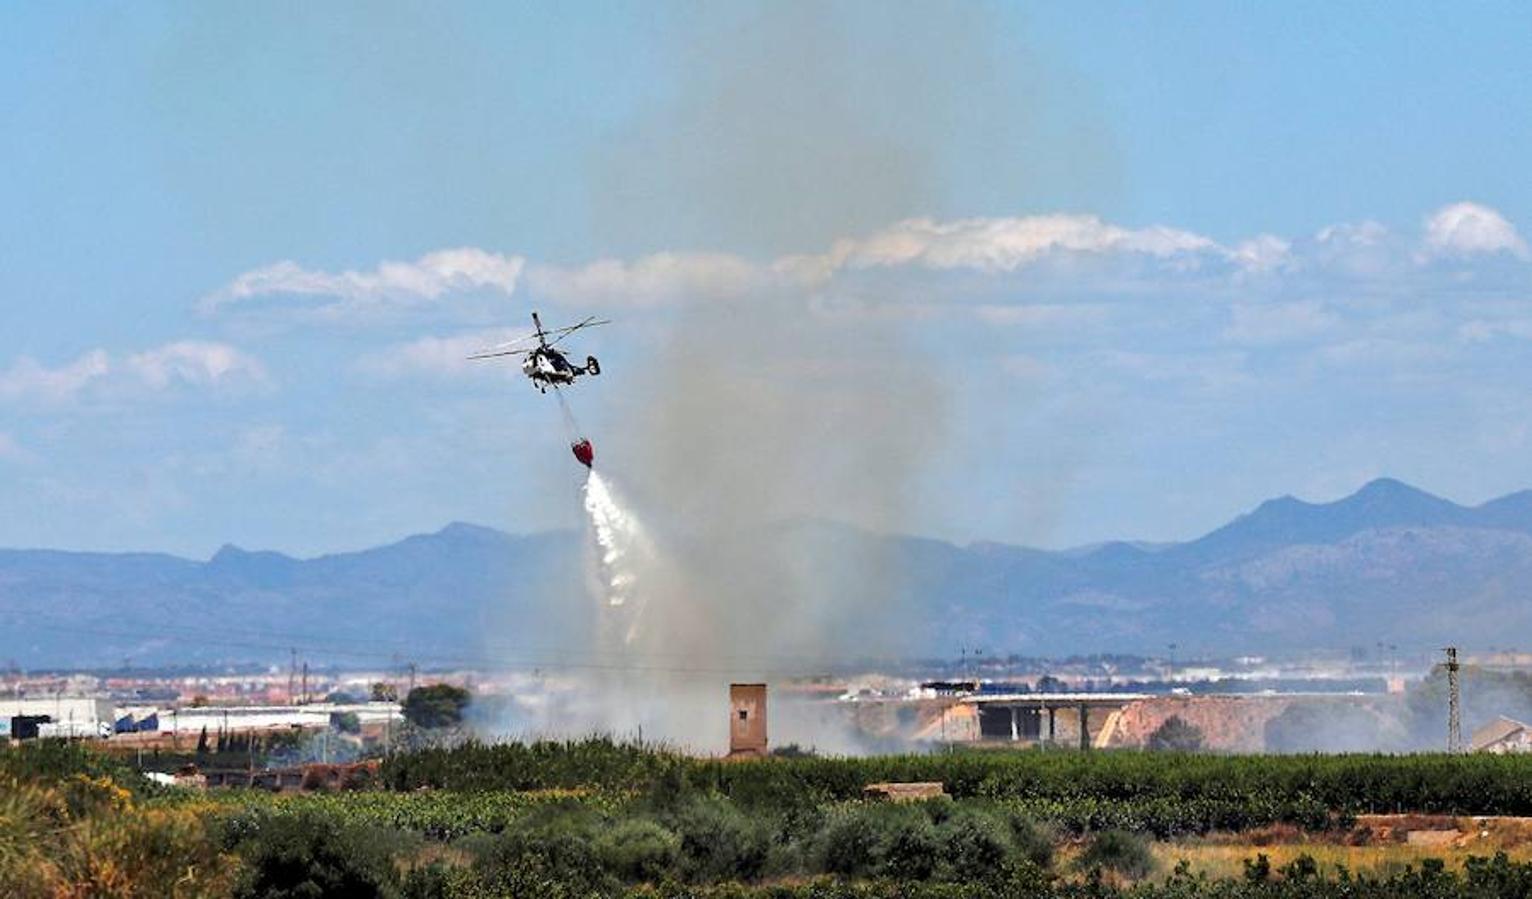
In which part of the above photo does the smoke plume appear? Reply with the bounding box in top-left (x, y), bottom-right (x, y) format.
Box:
top-left (502, 2), bottom-right (1073, 751)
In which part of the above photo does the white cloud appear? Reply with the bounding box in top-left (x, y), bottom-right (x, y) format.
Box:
top-left (358, 329), bottom-right (524, 379)
top-left (1225, 300), bottom-right (1338, 344)
top-left (0, 342), bottom-right (265, 403)
top-left (126, 341), bottom-right (267, 389)
top-left (1230, 234), bottom-right (1292, 274)
top-left (0, 350), bottom-right (110, 402)
top-left (1309, 220), bottom-right (1399, 277)
top-left (1422, 202), bottom-right (1529, 260)
top-left (204, 248), bottom-right (524, 317)
top-left (526, 252), bottom-right (768, 306)
top-left (204, 204), bottom-right (1531, 331)
top-left (827, 214), bottom-right (1220, 273)
top-left (1316, 220), bottom-right (1389, 249)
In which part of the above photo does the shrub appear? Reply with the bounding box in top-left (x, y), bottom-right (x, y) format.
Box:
top-left (1078, 829), bottom-right (1155, 880)
top-left (228, 811), bottom-right (404, 899)
top-left (1006, 814), bottom-right (1055, 870)
top-left (0, 740), bottom-right (152, 796)
top-left (471, 826), bottom-right (613, 897)
top-left (668, 796), bottom-right (770, 882)
top-left (937, 809), bottom-right (1015, 882)
top-left (596, 818), bottom-right (681, 882)
top-left (881, 812), bottom-right (942, 880)
top-left (1145, 717), bottom-right (1204, 753)
top-left (819, 808), bottom-right (885, 877)
top-left (0, 770), bottom-right (234, 899)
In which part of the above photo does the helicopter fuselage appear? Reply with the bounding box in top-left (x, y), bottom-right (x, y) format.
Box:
top-left (469, 312), bottom-right (605, 390)
top-left (522, 347), bottom-right (579, 387)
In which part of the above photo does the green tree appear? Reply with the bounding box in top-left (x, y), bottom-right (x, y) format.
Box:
top-left (402, 684), bottom-right (471, 729)
top-left (1145, 716), bottom-right (1204, 752)
top-left (371, 682), bottom-right (399, 703)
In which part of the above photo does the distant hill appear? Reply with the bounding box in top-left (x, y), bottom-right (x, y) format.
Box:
top-left (6, 478), bottom-right (1532, 667)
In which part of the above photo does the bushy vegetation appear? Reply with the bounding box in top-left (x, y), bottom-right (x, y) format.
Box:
top-left (20, 738), bottom-right (1532, 896)
top-left (0, 750), bottom-right (235, 898)
top-left (1145, 717), bottom-right (1204, 753)
top-left (403, 684), bottom-right (473, 729)
top-left (1, 736), bottom-right (155, 794)
top-left (1078, 830), bottom-right (1155, 880)
top-left (219, 810), bottom-right (412, 899)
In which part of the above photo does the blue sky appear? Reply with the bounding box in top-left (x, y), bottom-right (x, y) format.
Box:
top-left (2, 1), bottom-right (1531, 556)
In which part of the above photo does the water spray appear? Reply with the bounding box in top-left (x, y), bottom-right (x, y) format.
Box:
top-left (582, 470), bottom-right (653, 646)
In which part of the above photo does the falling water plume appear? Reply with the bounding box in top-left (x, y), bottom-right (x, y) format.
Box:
top-left (582, 471), bottom-right (653, 646)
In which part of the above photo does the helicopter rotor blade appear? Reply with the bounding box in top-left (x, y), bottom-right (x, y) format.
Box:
top-left (467, 316), bottom-right (610, 358)
top-left (467, 329), bottom-right (544, 354)
top-left (544, 316), bottom-right (611, 347)
top-left (467, 347), bottom-right (534, 360)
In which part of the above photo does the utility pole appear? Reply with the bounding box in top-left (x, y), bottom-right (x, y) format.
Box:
top-left (1446, 646), bottom-right (1462, 754)
top-left (300, 661), bottom-right (309, 707)
top-left (289, 649), bottom-right (297, 706)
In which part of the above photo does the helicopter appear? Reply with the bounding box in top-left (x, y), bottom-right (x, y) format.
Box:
top-left (468, 312), bottom-right (609, 392)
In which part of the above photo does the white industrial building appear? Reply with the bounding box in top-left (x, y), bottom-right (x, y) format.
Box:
top-left (4, 696), bottom-right (400, 740)
top-left (1, 696), bottom-right (115, 738)
top-left (146, 702), bottom-right (401, 734)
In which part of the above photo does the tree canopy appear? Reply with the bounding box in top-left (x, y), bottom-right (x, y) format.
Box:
top-left (402, 684), bottom-right (471, 729)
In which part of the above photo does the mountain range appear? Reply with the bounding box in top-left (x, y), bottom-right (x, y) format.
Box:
top-left (6, 477), bottom-right (1532, 668)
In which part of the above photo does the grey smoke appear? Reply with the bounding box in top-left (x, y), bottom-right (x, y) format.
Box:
top-left (591, 1), bottom-right (1102, 255)
top-left (488, 2), bottom-right (1118, 750)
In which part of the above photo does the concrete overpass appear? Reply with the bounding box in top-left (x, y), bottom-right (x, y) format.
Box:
top-left (960, 692), bottom-right (1151, 749)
